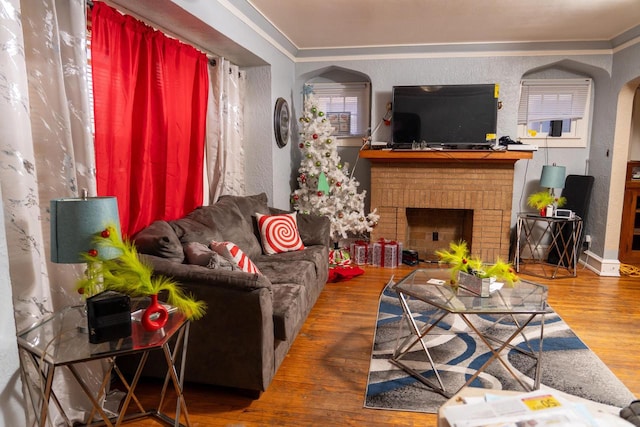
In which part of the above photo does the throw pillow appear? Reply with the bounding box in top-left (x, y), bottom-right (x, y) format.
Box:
top-left (255, 212), bottom-right (305, 255)
top-left (183, 242), bottom-right (214, 266)
top-left (210, 240), bottom-right (261, 274)
top-left (133, 220), bottom-right (184, 263)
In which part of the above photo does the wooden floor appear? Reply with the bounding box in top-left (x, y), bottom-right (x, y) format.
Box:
top-left (128, 264), bottom-right (640, 426)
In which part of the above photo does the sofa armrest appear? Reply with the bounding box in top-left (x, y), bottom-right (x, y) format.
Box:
top-left (128, 254), bottom-right (277, 392)
top-left (268, 208), bottom-right (331, 248)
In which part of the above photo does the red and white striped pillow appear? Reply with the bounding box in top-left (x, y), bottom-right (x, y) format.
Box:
top-left (209, 241), bottom-right (261, 274)
top-left (255, 212), bottom-right (305, 255)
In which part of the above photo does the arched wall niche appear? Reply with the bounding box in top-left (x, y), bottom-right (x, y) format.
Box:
top-left (291, 66), bottom-right (374, 215)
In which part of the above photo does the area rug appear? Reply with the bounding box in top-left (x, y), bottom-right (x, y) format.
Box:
top-left (364, 281), bottom-right (636, 414)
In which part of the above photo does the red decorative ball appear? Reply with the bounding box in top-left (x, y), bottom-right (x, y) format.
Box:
top-left (101, 229), bottom-right (110, 238)
top-left (336, 182), bottom-right (341, 187)
top-left (312, 133), bottom-right (318, 139)
top-left (462, 258), bottom-right (468, 264)
top-left (77, 287), bottom-right (85, 295)
top-left (317, 191), bottom-right (324, 196)
top-left (88, 248), bottom-right (98, 257)
top-left (299, 143), bottom-right (304, 148)
top-left (293, 195), bottom-right (299, 200)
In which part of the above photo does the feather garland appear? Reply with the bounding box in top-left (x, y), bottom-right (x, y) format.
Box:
top-left (77, 224), bottom-right (206, 320)
top-left (435, 240), bottom-right (518, 288)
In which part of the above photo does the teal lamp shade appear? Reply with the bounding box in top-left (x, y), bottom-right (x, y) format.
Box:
top-left (539, 165), bottom-right (566, 189)
top-left (50, 196), bottom-right (122, 263)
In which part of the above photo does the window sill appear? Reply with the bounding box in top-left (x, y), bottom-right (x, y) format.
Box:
top-left (517, 137), bottom-right (586, 148)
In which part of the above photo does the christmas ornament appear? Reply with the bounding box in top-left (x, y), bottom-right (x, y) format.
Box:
top-left (312, 133), bottom-right (318, 139)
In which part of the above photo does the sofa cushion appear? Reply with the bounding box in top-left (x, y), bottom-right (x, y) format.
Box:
top-left (256, 212), bottom-right (304, 255)
top-left (133, 220), bottom-right (184, 263)
top-left (172, 194), bottom-right (268, 259)
top-left (271, 283), bottom-right (307, 341)
top-left (210, 241), bottom-right (261, 274)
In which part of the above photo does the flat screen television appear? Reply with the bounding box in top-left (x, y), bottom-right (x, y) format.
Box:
top-left (391, 84), bottom-right (499, 149)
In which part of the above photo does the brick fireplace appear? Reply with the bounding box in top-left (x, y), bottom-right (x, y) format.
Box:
top-left (359, 150), bottom-right (532, 262)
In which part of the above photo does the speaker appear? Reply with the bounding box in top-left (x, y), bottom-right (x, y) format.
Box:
top-left (86, 291), bottom-right (132, 344)
top-left (549, 120), bottom-right (563, 137)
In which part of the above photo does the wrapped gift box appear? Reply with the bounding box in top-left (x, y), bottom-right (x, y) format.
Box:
top-left (372, 239), bottom-right (399, 268)
top-left (349, 241), bottom-right (370, 265)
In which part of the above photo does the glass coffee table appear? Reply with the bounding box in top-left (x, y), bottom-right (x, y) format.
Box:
top-left (18, 305), bottom-right (191, 427)
top-left (391, 268), bottom-right (550, 398)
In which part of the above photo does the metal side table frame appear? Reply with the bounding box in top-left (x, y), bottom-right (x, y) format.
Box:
top-left (515, 213), bottom-right (583, 279)
top-left (18, 305), bottom-right (191, 427)
top-left (390, 268), bottom-right (550, 398)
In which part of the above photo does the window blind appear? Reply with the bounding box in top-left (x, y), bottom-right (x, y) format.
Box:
top-left (518, 79), bottom-right (591, 124)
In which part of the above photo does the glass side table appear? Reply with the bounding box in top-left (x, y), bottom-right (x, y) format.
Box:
top-left (18, 305), bottom-right (191, 427)
top-left (515, 213), bottom-right (583, 278)
top-left (391, 268), bottom-right (550, 398)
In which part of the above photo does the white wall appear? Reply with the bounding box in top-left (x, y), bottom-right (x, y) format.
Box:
top-left (296, 54), bottom-right (609, 218)
top-left (0, 186), bottom-right (27, 426)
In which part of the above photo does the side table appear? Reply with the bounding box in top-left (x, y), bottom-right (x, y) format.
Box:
top-left (515, 213), bottom-right (583, 278)
top-left (17, 305), bottom-right (191, 427)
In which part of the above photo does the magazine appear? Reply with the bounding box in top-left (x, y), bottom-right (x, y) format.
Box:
top-left (442, 390), bottom-right (598, 427)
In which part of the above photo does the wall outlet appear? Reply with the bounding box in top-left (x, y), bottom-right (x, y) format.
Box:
top-left (432, 231), bottom-right (439, 241)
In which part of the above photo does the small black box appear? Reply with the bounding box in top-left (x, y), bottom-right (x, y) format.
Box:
top-left (402, 249), bottom-right (419, 266)
top-left (86, 291), bottom-right (132, 344)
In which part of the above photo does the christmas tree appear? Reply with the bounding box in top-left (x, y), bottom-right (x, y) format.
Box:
top-left (291, 94), bottom-right (379, 243)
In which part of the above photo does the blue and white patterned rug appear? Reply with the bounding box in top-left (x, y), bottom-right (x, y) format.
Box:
top-left (364, 282), bottom-right (636, 413)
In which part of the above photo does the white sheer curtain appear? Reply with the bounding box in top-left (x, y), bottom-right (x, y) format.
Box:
top-left (205, 57), bottom-right (246, 203)
top-left (1, 0), bottom-right (101, 424)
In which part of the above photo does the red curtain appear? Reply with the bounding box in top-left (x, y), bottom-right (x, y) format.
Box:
top-left (91, 2), bottom-right (209, 237)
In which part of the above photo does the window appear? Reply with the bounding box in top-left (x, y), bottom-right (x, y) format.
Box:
top-left (304, 82), bottom-right (370, 146)
top-left (517, 78), bottom-right (592, 148)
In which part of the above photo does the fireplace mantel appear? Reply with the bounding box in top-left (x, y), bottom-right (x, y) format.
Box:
top-left (360, 148), bottom-right (532, 261)
top-left (359, 149), bottom-right (533, 164)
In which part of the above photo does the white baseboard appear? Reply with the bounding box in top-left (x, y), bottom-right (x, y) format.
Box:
top-left (579, 250), bottom-right (620, 277)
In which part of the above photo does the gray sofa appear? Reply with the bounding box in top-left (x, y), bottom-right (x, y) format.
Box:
top-left (129, 193), bottom-right (330, 395)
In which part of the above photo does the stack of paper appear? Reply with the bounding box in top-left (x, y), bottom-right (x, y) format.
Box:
top-left (443, 390), bottom-right (600, 427)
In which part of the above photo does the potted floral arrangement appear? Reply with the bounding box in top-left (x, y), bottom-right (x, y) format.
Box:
top-left (78, 224), bottom-right (206, 330)
top-left (435, 241), bottom-right (518, 295)
top-left (527, 191), bottom-right (566, 216)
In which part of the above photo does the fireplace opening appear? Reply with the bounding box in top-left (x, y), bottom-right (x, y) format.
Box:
top-left (406, 208), bottom-right (473, 262)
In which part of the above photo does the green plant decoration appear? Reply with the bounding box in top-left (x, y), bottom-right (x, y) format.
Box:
top-left (77, 224), bottom-right (206, 320)
top-left (527, 190), bottom-right (567, 211)
top-left (435, 240), bottom-right (519, 289)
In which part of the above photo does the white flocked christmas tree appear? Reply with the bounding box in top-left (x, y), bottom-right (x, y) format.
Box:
top-left (291, 93), bottom-right (379, 244)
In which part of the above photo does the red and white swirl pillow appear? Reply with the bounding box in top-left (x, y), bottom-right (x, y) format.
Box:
top-left (256, 212), bottom-right (305, 255)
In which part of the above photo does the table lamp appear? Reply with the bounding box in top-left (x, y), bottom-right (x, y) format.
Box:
top-left (50, 193), bottom-right (122, 264)
top-left (50, 192), bottom-right (123, 297)
top-left (539, 164), bottom-right (566, 197)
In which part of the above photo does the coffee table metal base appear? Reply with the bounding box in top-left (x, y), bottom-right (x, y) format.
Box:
top-left (391, 291), bottom-right (546, 398)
